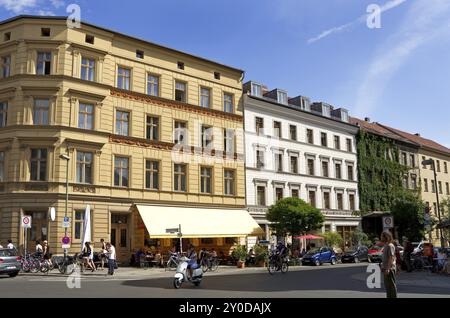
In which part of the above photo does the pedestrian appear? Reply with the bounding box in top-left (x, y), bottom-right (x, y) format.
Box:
top-left (7, 240), bottom-right (14, 250)
top-left (106, 242), bottom-right (116, 275)
top-left (43, 240), bottom-right (52, 267)
top-left (35, 240), bottom-right (43, 257)
top-left (381, 231), bottom-right (397, 298)
top-left (82, 241), bottom-right (95, 272)
top-left (99, 238), bottom-right (107, 270)
top-left (402, 237), bottom-right (413, 272)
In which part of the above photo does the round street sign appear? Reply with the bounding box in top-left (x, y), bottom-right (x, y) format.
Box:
top-left (62, 236), bottom-right (71, 245)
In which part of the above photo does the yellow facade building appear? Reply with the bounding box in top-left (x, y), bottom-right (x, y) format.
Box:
top-left (0, 16), bottom-right (260, 262)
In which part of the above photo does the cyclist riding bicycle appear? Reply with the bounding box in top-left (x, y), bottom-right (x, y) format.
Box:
top-left (275, 242), bottom-right (287, 267)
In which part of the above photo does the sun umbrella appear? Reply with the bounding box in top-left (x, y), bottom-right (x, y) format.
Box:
top-left (81, 204), bottom-right (91, 252)
top-left (293, 235), bottom-right (323, 240)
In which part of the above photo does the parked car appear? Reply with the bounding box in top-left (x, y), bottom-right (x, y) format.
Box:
top-left (0, 248), bottom-right (21, 277)
top-left (301, 247), bottom-right (337, 266)
top-left (341, 246), bottom-right (369, 263)
top-left (368, 243), bottom-right (384, 263)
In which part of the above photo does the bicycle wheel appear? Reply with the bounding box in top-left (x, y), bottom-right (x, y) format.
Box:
top-left (281, 261), bottom-right (289, 273)
top-left (268, 260), bottom-right (277, 275)
top-left (30, 259), bottom-right (40, 273)
top-left (201, 260), bottom-right (209, 273)
top-left (210, 259), bottom-right (219, 272)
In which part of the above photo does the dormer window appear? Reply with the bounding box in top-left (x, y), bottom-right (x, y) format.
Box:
top-left (341, 110), bottom-right (349, 122)
top-left (4, 32), bottom-right (11, 42)
top-left (322, 104), bottom-right (331, 117)
top-left (85, 34), bottom-right (95, 44)
top-left (41, 28), bottom-right (51, 37)
top-left (251, 82), bottom-right (262, 97)
top-left (277, 91), bottom-right (288, 105)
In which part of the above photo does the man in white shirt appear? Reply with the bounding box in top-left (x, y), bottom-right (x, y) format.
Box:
top-left (106, 243), bottom-right (116, 275)
top-left (7, 240), bottom-right (14, 250)
top-left (35, 240), bottom-right (43, 256)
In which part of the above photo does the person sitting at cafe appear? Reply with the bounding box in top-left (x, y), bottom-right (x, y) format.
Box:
top-left (246, 248), bottom-right (256, 265)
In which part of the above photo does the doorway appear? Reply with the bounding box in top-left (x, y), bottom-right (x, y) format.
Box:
top-left (26, 211), bottom-right (48, 254)
top-left (111, 214), bottom-right (130, 263)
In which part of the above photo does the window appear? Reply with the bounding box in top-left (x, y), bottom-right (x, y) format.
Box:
top-left (174, 121), bottom-right (187, 145)
top-left (307, 159), bottom-right (315, 176)
top-left (347, 165), bottom-right (354, 181)
top-left (81, 57), bottom-right (95, 81)
top-left (78, 103), bottom-right (93, 129)
top-left (275, 188), bottom-right (283, 202)
top-left (30, 148), bottom-right (47, 181)
top-left (175, 81), bottom-right (186, 102)
top-left (74, 210), bottom-right (85, 240)
top-left (224, 169), bottom-right (235, 195)
top-left (85, 34), bottom-right (94, 44)
top-left (255, 117), bottom-right (264, 135)
top-left (145, 160), bottom-right (159, 190)
top-left (337, 193), bottom-right (343, 210)
top-left (117, 67), bottom-right (130, 90)
top-left (424, 178), bottom-right (428, 192)
top-left (146, 116), bottom-right (159, 141)
top-left (36, 52), bottom-right (51, 75)
top-left (223, 93), bottom-right (233, 113)
top-left (438, 181), bottom-right (443, 194)
top-left (437, 160), bottom-right (441, 172)
top-left (321, 132), bottom-right (327, 147)
top-left (144, 74), bottom-right (160, 97)
top-left (421, 156), bottom-right (426, 168)
top-left (322, 161), bottom-right (329, 177)
top-left (444, 162), bottom-right (448, 173)
top-left (274, 153), bottom-right (283, 172)
top-left (411, 175), bottom-right (417, 190)
top-left (33, 99), bottom-right (49, 125)
top-left (1, 55), bottom-right (10, 78)
top-left (335, 163), bottom-right (342, 179)
top-left (201, 125), bottom-right (213, 150)
top-left (289, 125), bottom-right (297, 141)
top-left (4, 32), bottom-right (10, 41)
top-left (306, 129), bottom-right (314, 144)
top-left (115, 111), bottom-right (129, 136)
top-left (256, 149), bottom-right (265, 169)
top-left (224, 129), bottom-right (235, 154)
top-left (0, 151), bottom-right (4, 182)
top-left (323, 192), bottom-right (330, 209)
top-left (273, 121), bottom-right (281, 138)
top-left (200, 87), bottom-right (210, 108)
top-left (431, 180), bottom-right (435, 193)
top-left (114, 157), bottom-right (129, 187)
top-left (214, 72), bottom-right (220, 80)
top-left (41, 28), bottom-right (50, 37)
top-left (200, 167), bottom-right (212, 194)
top-left (76, 151), bottom-right (93, 184)
top-left (402, 175), bottom-right (408, 188)
top-left (0, 101), bottom-right (7, 127)
top-left (177, 61), bottom-right (184, 70)
top-left (277, 91), bottom-right (288, 105)
top-left (401, 152), bottom-right (407, 166)
top-left (349, 194), bottom-right (355, 211)
top-left (290, 156), bottom-right (298, 174)
top-left (291, 188), bottom-right (299, 198)
top-left (446, 182), bottom-right (449, 195)
top-left (334, 136), bottom-right (340, 150)
top-left (308, 190), bottom-right (316, 207)
top-left (174, 164), bottom-right (187, 192)
top-left (410, 154), bottom-right (415, 168)
top-left (346, 138), bottom-right (352, 152)
top-left (251, 83), bottom-right (262, 97)
top-left (257, 186), bottom-right (266, 206)
top-left (136, 50), bottom-right (144, 59)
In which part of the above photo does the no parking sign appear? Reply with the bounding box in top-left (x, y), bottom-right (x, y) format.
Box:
top-left (21, 215), bottom-right (32, 228)
top-left (382, 216), bottom-right (394, 229)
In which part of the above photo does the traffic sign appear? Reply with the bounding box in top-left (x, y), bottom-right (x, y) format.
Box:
top-left (62, 236), bottom-right (71, 245)
top-left (21, 216), bottom-right (32, 228)
top-left (166, 228), bottom-right (179, 233)
top-left (62, 244), bottom-right (70, 249)
top-left (382, 216), bottom-right (394, 229)
top-left (62, 216), bottom-right (70, 228)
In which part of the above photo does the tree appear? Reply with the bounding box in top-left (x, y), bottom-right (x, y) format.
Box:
top-left (390, 192), bottom-right (425, 242)
top-left (266, 197), bottom-right (325, 237)
top-left (350, 228), bottom-right (373, 247)
top-left (440, 197), bottom-right (450, 242)
top-left (321, 232), bottom-right (343, 249)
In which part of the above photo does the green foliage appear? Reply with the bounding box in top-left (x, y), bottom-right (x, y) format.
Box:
top-left (266, 197), bottom-right (325, 236)
top-left (321, 232), bottom-right (343, 248)
top-left (231, 245), bottom-right (247, 262)
top-left (351, 229), bottom-right (373, 247)
top-left (390, 191), bottom-right (425, 242)
top-left (253, 244), bottom-right (268, 263)
top-left (440, 198), bottom-right (450, 242)
top-left (356, 130), bottom-right (413, 214)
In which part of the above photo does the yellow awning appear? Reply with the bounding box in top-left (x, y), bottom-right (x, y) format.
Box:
top-left (134, 205), bottom-right (263, 238)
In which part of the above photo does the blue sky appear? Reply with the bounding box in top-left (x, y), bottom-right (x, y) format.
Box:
top-left (1, 0), bottom-right (449, 147)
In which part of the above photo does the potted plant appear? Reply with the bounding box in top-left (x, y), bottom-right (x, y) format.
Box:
top-left (231, 245), bottom-right (247, 268)
top-left (253, 244), bottom-right (268, 267)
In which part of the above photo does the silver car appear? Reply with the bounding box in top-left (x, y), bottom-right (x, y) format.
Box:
top-left (0, 248), bottom-right (21, 277)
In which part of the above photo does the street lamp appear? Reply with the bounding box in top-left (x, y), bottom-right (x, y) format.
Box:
top-left (60, 153), bottom-right (70, 259)
top-left (422, 158), bottom-right (444, 247)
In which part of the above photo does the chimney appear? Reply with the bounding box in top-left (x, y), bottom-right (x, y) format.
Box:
top-left (364, 117), bottom-right (370, 122)
top-left (415, 133), bottom-right (420, 137)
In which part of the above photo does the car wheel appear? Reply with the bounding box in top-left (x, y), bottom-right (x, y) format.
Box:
top-left (354, 257), bottom-right (359, 263)
top-left (331, 258), bottom-right (336, 265)
top-left (8, 272), bottom-right (19, 277)
top-left (315, 259), bottom-right (320, 266)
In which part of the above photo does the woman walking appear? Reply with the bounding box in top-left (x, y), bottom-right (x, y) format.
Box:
top-left (381, 231), bottom-right (397, 298)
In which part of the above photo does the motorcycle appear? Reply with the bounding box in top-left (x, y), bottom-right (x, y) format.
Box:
top-left (173, 256), bottom-right (203, 289)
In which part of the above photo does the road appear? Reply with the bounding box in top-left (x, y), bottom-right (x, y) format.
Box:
top-left (1, 263), bottom-right (449, 298)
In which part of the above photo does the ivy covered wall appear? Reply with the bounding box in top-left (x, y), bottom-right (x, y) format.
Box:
top-left (356, 129), bottom-right (411, 214)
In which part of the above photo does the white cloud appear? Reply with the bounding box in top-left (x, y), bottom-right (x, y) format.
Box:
top-left (308, 0), bottom-right (408, 44)
top-left (354, 0), bottom-right (450, 116)
top-left (0, 0), bottom-right (37, 13)
top-left (50, 0), bottom-right (64, 9)
top-left (37, 9), bottom-right (55, 16)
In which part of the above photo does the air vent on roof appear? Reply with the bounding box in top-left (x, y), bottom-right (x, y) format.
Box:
top-left (415, 133), bottom-right (420, 137)
top-left (365, 117), bottom-right (371, 122)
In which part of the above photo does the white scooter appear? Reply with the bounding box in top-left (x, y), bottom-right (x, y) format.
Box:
top-left (173, 256), bottom-right (203, 289)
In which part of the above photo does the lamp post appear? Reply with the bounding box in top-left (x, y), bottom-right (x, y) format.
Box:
top-left (60, 153), bottom-right (70, 259)
top-left (422, 159), bottom-right (444, 247)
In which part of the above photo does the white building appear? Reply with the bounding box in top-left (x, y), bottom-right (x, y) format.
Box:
top-left (243, 81), bottom-right (361, 246)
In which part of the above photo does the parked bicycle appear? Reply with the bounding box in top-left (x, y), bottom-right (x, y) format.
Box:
top-left (200, 254), bottom-right (219, 272)
top-left (165, 252), bottom-right (181, 271)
